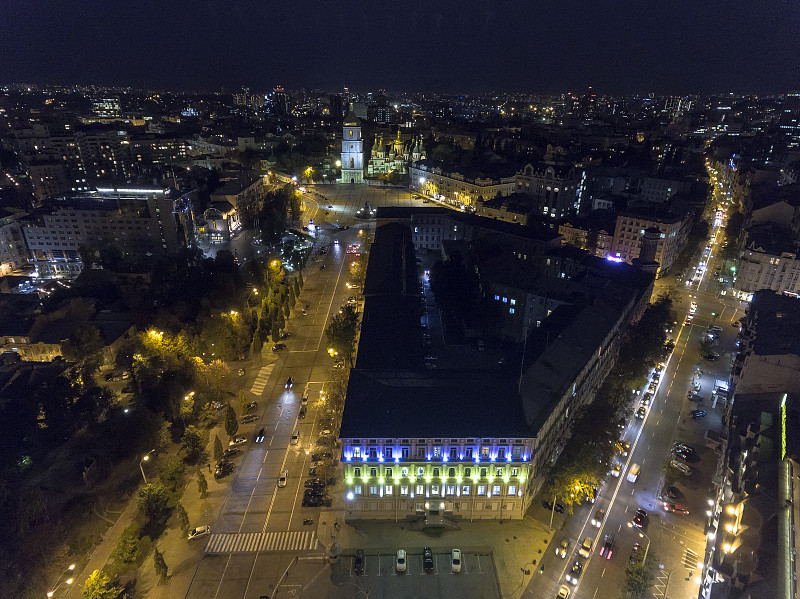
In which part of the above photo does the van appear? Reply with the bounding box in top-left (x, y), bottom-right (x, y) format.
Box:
top-left (627, 463), bottom-right (641, 483)
top-left (579, 537), bottom-right (593, 558)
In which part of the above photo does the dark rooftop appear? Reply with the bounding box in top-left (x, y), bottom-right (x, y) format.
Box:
top-left (748, 291), bottom-right (800, 357)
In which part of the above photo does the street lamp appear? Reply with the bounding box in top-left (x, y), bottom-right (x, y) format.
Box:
top-left (139, 449), bottom-right (155, 484)
top-left (247, 287), bottom-right (259, 308)
top-left (47, 564), bottom-right (76, 597)
top-left (627, 523), bottom-right (651, 566)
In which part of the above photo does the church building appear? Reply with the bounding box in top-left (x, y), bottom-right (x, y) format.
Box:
top-left (366, 131), bottom-right (426, 178)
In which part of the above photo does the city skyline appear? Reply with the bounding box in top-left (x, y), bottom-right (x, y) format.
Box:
top-left (1, 0), bottom-right (798, 94)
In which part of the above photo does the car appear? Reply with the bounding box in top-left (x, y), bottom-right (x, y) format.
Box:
top-left (187, 525), bottom-right (211, 541)
top-left (673, 442), bottom-right (695, 455)
top-left (285, 377), bottom-right (293, 388)
top-left (396, 549), bottom-right (407, 572)
top-left (673, 448), bottom-right (692, 461)
top-left (691, 410), bottom-right (707, 419)
top-left (278, 470), bottom-right (288, 487)
top-left (241, 414), bottom-right (258, 424)
top-left (592, 508), bottom-right (605, 527)
top-left (280, 332), bottom-right (291, 340)
top-left (255, 427), bottom-right (266, 443)
top-left (599, 534), bottom-right (615, 559)
top-left (664, 502), bottom-right (690, 514)
top-left (301, 393), bottom-right (308, 406)
top-left (688, 393), bottom-right (703, 402)
top-left (585, 485), bottom-right (598, 503)
top-left (298, 406), bottom-right (307, 419)
top-left (272, 343), bottom-right (286, 353)
top-left (237, 368), bottom-right (245, 376)
top-left (665, 485), bottom-right (680, 499)
top-left (305, 478), bottom-right (324, 488)
top-left (630, 542), bottom-right (643, 564)
top-left (423, 546), bottom-right (434, 570)
top-left (311, 451), bottom-right (333, 461)
top-left (319, 429), bottom-right (332, 437)
top-left (651, 372), bottom-right (661, 382)
top-left (702, 353), bottom-right (719, 361)
top-left (334, 239), bottom-right (340, 245)
top-left (578, 537), bottom-right (593, 559)
top-left (354, 549), bottom-right (364, 573)
top-left (670, 460), bottom-right (692, 476)
top-left (229, 436), bottom-right (247, 447)
top-left (246, 401), bottom-right (258, 411)
top-left (565, 561), bottom-right (583, 585)
top-left (636, 406), bottom-right (646, 419)
top-left (451, 548), bottom-right (462, 573)
top-left (291, 430), bottom-right (299, 445)
top-left (557, 585), bottom-right (571, 599)
top-left (709, 325), bottom-right (723, 333)
top-left (631, 508), bottom-right (648, 528)
top-left (611, 462), bottom-right (622, 478)
top-left (615, 441), bottom-right (631, 456)
top-left (555, 540), bottom-right (569, 558)
top-left (214, 461), bottom-right (234, 479)
top-left (543, 500), bottom-right (565, 513)
top-left (302, 495), bottom-right (323, 507)
top-left (222, 447), bottom-right (240, 459)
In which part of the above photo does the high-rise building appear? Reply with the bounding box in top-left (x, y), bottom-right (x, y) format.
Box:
top-left (779, 92), bottom-right (800, 149)
top-left (340, 107), bottom-right (364, 184)
top-left (271, 86), bottom-right (289, 115)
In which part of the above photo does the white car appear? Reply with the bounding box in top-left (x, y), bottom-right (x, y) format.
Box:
top-left (557, 584), bottom-right (571, 598)
top-left (555, 540), bottom-right (568, 558)
top-left (451, 548), bottom-right (462, 573)
top-left (229, 436), bottom-right (247, 447)
top-left (611, 462), bottom-right (622, 478)
top-left (291, 431), bottom-right (299, 445)
top-left (278, 470), bottom-right (288, 487)
top-left (187, 525), bottom-right (211, 541)
top-left (396, 549), bottom-right (407, 572)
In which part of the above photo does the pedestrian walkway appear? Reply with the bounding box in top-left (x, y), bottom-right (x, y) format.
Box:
top-left (250, 364), bottom-right (275, 396)
top-left (682, 547), bottom-right (700, 569)
top-left (204, 531), bottom-right (319, 554)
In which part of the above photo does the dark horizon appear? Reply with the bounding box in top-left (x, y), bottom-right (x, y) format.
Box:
top-left (1, 0), bottom-right (799, 95)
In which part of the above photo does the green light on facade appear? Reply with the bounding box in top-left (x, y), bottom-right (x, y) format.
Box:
top-left (781, 393), bottom-right (787, 460)
top-left (346, 476), bottom-right (353, 484)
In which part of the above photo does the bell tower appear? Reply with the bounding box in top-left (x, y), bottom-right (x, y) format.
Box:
top-left (340, 104), bottom-right (364, 184)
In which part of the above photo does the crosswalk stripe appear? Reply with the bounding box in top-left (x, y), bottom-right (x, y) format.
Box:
top-left (205, 531), bottom-right (318, 554)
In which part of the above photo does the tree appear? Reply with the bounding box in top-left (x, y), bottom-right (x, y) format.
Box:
top-left (224, 404), bottom-right (239, 439)
top-left (181, 425), bottom-right (205, 462)
top-left (159, 456), bottom-right (185, 492)
top-left (174, 502), bottom-right (190, 536)
top-left (213, 435), bottom-right (224, 462)
top-left (293, 277), bottom-right (301, 296)
top-left (111, 526), bottom-right (139, 564)
top-left (625, 562), bottom-right (655, 598)
top-left (288, 285), bottom-right (296, 308)
top-left (298, 271), bottom-right (304, 288)
top-left (237, 390), bottom-right (248, 412)
top-left (153, 545), bottom-right (169, 584)
top-left (196, 468), bottom-right (208, 498)
top-left (137, 483), bottom-right (171, 528)
top-left (325, 305), bottom-right (360, 366)
top-left (81, 569), bottom-right (123, 599)
top-left (61, 323), bottom-right (105, 381)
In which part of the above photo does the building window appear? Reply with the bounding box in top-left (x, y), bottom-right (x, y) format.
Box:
top-left (448, 468), bottom-right (456, 477)
top-left (416, 503), bottom-right (425, 513)
top-left (369, 447), bottom-right (377, 459)
top-left (354, 485), bottom-right (362, 495)
top-left (384, 447), bottom-right (393, 458)
top-left (481, 447), bottom-right (490, 458)
top-left (433, 446), bottom-right (441, 458)
top-left (494, 294), bottom-right (500, 300)
top-left (480, 468), bottom-right (487, 478)
top-left (498, 448), bottom-right (505, 460)
top-left (513, 446), bottom-right (522, 459)
top-left (431, 484), bottom-right (440, 495)
top-left (511, 468), bottom-right (519, 476)
top-left (417, 448), bottom-right (426, 459)
top-left (462, 485), bottom-right (470, 495)
top-left (385, 485), bottom-right (393, 495)
top-left (495, 468), bottom-right (503, 477)
top-left (492, 485), bottom-right (502, 496)
top-left (370, 468), bottom-right (377, 477)
top-left (401, 467), bottom-right (409, 477)
top-left (369, 486), bottom-right (378, 496)
top-left (386, 468), bottom-right (392, 478)
top-left (446, 485), bottom-right (456, 495)
top-left (464, 468), bottom-right (471, 477)
top-left (416, 484), bottom-right (424, 495)
top-left (349, 130), bottom-right (353, 138)
top-left (354, 468), bottom-right (361, 477)
top-left (402, 447), bottom-right (409, 458)
top-left (450, 448), bottom-right (458, 460)
top-left (401, 485), bottom-right (409, 496)
top-left (477, 485), bottom-right (486, 496)
top-left (508, 485), bottom-right (517, 495)
top-left (465, 448), bottom-right (473, 459)
top-left (433, 468), bottom-right (440, 477)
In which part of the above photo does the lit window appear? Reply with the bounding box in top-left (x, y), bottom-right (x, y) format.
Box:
top-left (477, 485), bottom-right (486, 496)
top-left (462, 485), bottom-right (470, 495)
top-left (446, 485), bottom-right (456, 495)
top-left (510, 299), bottom-right (516, 305)
top-left (494, 294), bottom-right (500, 300)
top-left (510, 308), bottom-right (515, 314)
top-left (401, 467), bottom-right (409, 477)
top-left (511, 468), bottom-right (519, 476)
top-left (431, 484), bottom-right (440, 495)
top-left (369, 485), bottom-right (378, 495)
top-left (385, 485), bottom-right (393, 495)
top-left (401, 485), bottom-right (409, 495)
top-left (502, 297), bottom-right (508, 303)
top-left (354, 485), bottom-right (362, 495)
top-left (508, 485), bottom-right (517, 495)
top-left (492, 485), bottom-right (501, 495)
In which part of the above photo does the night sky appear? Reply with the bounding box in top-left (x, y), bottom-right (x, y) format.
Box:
top-left (1, 0), bottom-right (798, 94)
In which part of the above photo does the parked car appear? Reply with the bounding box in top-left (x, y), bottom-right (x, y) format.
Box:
top-left (631, 508), bottom-right (648, 528)
top-left (543, 500), bottom-right (565, 513)
top-left (566, 561), bottom-right (583, 585)
top-left (222, 447), bottom-right (240, 459)
top-left (599, 534), bottom-right (615, 559)
top-left (246, 401), bottom-right (258, 411)
top-left (241, 414), bottom-right (258, 424)
top-left (272, 343), bottom-right (286, 353)
top-left (278, 470), bottom-right (288, 487)
top-left (187, 525), bottom-right (211, 541)
top-left (396, 549), bottom-right (407, 572)
top-left (636, 406), bottom-right (646, 419)
top-left (214, 461), bottom-right (234, 479)
top-left (237, 368), bottom-right (245, 376)
top-left (670, 460), bottom-right (692, 476)
top-left (354, 550), bottom-right (364, 574)
top-left (302, 495), bottom-right (323, 507)
top-left (298, 406), bottom-right (307, 419)
top-left (301, 392), bottom-right (309, 406)
top-left (664, 503), bottom-right (690, 514)
top-left (229, 436), bottom-right (247, 447)
top-left (285, 377), bottom-right (293, 388)
top-left (665, 486), bottom-right (680, 499)
top-left (702, 353), bottom-right (719, 362)
top-left (423, 546), bottom-right (434, 570)
top-left (451, 548), bottom-right (462, 573)
top-left (255, 427), bottom-right (265, 443)
top-left (611, 462), bottom-right (622, 478)
top-left (555, 540), bottom-right (569, 558)
top-left (691, 410), bottom-right (707, 419)
top-left (291, 430), bottom-right (299, 445)
top-left (311, 451), bottom-right (333, 461)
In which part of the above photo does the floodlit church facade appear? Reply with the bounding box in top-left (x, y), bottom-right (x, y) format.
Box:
top-left (366, 132), bottom-right (426, 178)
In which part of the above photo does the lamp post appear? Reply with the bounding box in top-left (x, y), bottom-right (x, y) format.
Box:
top-left (47, 563), bottom-right (76, 597)
top-left (628, 522), bottom-right (651, 566)
top-left (247, 287), bottom-right (259, 308)
top-left (139, 449), bottom-right (155, 484)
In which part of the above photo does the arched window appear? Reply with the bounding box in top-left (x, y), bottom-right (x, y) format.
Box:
top-left (350, 157), bottom-right (354, 168)
top-left (349, 130), bottom-right (353, 138)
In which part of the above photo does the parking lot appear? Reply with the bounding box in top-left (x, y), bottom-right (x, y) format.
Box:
top-left (300, 550), bottom-right (502, 599)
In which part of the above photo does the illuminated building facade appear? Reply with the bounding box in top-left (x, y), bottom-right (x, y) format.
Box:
top-left (409, 161), bottom-right (516, 210)
top-left (340, 107), bottom-right (364, 184)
